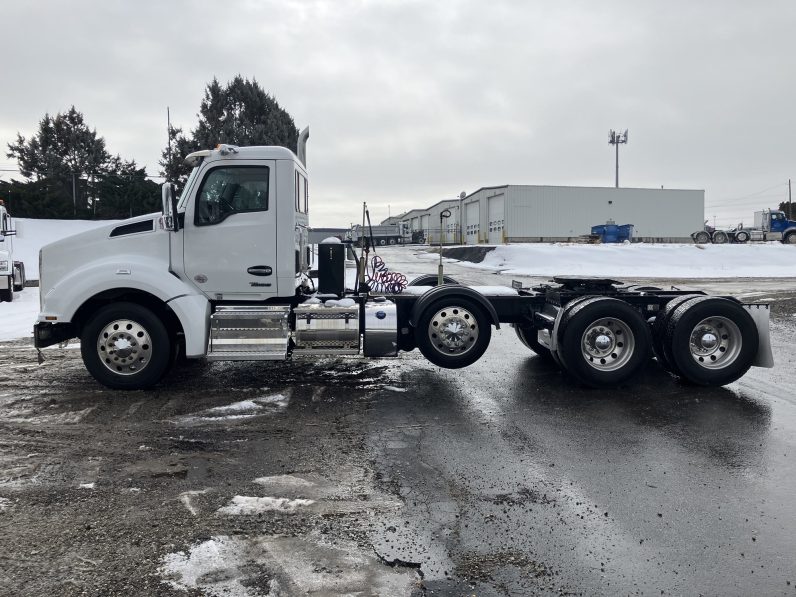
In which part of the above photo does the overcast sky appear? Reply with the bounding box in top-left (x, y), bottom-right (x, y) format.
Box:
top-left (1, 1), bottom-right (794, 228)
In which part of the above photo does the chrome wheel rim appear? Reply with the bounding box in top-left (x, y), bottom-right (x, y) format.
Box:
top-left (96, 319), bottom-right (152, 375)
top-left (428, 306), bottom-right (478, 355)
top-left (581, 318), bottom-right (635, 371)
top-left (689, 316), bottom-right (741, 370)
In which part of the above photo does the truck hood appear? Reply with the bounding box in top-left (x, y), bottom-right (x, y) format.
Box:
top-left (39, 213), bottom-right (164, 298)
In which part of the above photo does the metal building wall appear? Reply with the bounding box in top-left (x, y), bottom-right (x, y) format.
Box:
top-left (503, 186), bottom-right (704, 242)
top-left (425, 199), bottom-right (460, 244)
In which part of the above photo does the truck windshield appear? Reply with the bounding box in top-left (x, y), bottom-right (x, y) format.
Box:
top-left (177, 166), bottom-right (202, 211)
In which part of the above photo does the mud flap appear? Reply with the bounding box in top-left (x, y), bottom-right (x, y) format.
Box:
top-left (744, 304), bottom-right (774, 368)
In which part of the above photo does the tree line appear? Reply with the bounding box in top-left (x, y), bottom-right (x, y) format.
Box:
top-left (1, 76), bottom-right (298, 220)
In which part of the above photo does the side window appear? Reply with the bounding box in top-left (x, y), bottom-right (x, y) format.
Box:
top-left (295, 171), bottom-right (308, 214)
top-left (195, 166), bottom-right (269, 226)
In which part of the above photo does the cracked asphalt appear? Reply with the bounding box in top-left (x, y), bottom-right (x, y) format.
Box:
top-left (1, 246), bottom-right (795, 596)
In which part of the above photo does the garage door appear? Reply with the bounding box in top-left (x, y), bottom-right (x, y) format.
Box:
top-left (465, 202), bottom-right (480, 245)
top-left (488, 194), bottom-right (504, 244)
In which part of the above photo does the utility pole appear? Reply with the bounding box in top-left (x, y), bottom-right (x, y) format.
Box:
top-left (608, 129), bottom-right (629, 188)
top-left (789, 178), bottom-right (792, 219)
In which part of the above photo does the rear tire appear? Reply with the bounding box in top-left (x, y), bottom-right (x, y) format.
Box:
top-left (651, 294), bottom-right (704, 373)
top-left (415, 297), bottom-right (491, 368)
top-left (556, 297), bottom-right (651, 387)
top-left (80, 302), bottom-right (171, 390)
top-left (408, 274), bottom-right (459, 286)
top-left (712, 231), bottom-right (729, 244)
top-left (514, 325), bottom-right (552, 359)
top-left (667, 297), bottom-right (758, 386)
top-left (693, 231), bottom-right (711, 244)
top-left (13, 264), bottom-right (25, 292)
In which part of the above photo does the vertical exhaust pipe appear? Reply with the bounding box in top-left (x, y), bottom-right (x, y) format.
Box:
top-left (297, 126), bottom-right (309, 166)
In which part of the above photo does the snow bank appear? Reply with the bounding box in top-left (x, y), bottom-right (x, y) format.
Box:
top-left (13, 217), bottom-right (121, 279)
top-left (216, 496), bottom-right (315, 515)
top-left (0, 287), bottom-right (39, 341)
top-left (441, 243), bottom-right (796, 278)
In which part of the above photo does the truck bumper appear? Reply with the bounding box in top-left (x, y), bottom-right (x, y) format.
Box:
top-left (34, 322), bottom-right (77, 349)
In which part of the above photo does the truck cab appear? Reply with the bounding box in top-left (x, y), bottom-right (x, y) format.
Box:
top-left (0, 201), bottom-right (25, 302)
top-left (752, 209), bottom-right (796, 243)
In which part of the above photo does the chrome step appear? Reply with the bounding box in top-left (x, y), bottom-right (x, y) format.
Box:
top-left (208, 305), bottom-right (290, 359)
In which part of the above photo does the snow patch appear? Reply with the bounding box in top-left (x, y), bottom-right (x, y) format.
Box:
top-left (253, 474), bottom-right (315, 488)
top-left (381, 385), bottom-right (408, 393)
top-left (78, 482), bottom-right (95, 490)
top-left (172, 393), bottom-right (290, 425)
top-left (216, 496), bottom-right (314, 515)
top-left (0, 497), bottom-right (12, 511)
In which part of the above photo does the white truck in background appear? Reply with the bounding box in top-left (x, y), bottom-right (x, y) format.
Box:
top-left (0, 200), bottom-right (26, 302)
top-left (32, 129), bottom-right (774, 391)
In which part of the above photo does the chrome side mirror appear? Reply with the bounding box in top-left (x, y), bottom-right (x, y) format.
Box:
top-left (160, 183), bottom-right (180, 232)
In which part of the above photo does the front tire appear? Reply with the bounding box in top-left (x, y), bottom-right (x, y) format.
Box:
top-left (80, 302), bottom-right (171, 390)
top-left (783, 232), bottom-right (796, 245)
top-left (556, 297), bottom-right (651, 387)
top-left (734, 230), bottom-right (750, 243)
top-left (415, 297), bottom-right (491, 368)
top-left (1, 277), bottom-right (13, 302)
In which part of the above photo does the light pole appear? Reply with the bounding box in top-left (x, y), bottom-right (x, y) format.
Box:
top-left (438, 209), bottom-right (451, 285)
top-left (608, 129), bottom-right (628, 188)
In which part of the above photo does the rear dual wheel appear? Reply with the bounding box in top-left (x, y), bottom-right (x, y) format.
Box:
top-left (514, 325), bottom-right (552, 359)
top-left (555, 297), bottom-right (650, 387)
top-left (659, 297), bottom-right (757, 386)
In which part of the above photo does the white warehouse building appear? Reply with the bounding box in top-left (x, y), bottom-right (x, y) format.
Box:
top-left (389, 185), bottom-right (704, 244)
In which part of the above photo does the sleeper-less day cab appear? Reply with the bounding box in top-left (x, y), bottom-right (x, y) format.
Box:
top-left (0, 201), bottom-right (26, 302)
top-left (34, 128), bottom-right (774, 390)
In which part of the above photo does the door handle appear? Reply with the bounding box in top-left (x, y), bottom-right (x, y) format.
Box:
top-left (247, 265), bottom-right (273, 276)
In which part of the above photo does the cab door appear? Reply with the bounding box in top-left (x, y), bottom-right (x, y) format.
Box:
top-left (183, 161), bottom-right (278, 300)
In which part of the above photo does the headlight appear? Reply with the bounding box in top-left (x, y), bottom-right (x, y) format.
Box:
top-left (0, 260), bottom-right (8, 271)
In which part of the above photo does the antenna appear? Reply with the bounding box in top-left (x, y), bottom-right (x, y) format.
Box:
top-left (167, 106), bottom-right (172, 182)
top-left (608, 129), bottom-right (629, 188)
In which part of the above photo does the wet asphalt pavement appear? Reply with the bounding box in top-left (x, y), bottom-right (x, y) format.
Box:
top-left (1, 246), bottom-right (796, 596)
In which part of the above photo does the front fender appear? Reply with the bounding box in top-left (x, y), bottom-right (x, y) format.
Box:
top-left (38, 256), bottom-right (209, 356)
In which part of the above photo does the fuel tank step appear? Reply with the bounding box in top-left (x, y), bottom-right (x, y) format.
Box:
top-left (207, 305), bottom-right (290, 360)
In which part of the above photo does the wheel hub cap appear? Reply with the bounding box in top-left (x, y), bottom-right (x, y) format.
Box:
top-left (581, 318), bottom-right (635, 372)
top-left (96, 319), bottom-right (153, 376)
top-left (689, 317), bottom-right (741, 370)
top-left (428, 307), bottom-right (478, 354)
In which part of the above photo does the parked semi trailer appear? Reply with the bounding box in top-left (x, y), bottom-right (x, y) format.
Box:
top-left (692, 209), bottom-right (796, 244)
top-left (33, 131), bottom-right (773, 390)
top-left (0, 200), bottom-right (26, 302)
top-left (350, 223), bottom-right (404, 246)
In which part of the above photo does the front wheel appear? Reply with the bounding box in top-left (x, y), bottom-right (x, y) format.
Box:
top-left (80, 302), bottom-right (171, 390)
top-left (783, 232), bottom-right (796, 245)
top-left (556, 297), bottom-right (651, 387)
top-left (415, 298), bottom-right (491, 368)
top-left (734, 230), bottom-right (750, 243)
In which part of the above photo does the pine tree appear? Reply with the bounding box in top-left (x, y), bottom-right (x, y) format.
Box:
top-left (160, 76), bottom-right (299, 188)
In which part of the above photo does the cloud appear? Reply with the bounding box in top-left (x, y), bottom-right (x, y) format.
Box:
top-left (2, 0), bottom-right (794, 226)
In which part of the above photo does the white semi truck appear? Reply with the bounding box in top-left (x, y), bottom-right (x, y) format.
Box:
top-left (0, 200), bottom-right (26, 302)
top-left (33, 129), bottom-right (774, 390)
